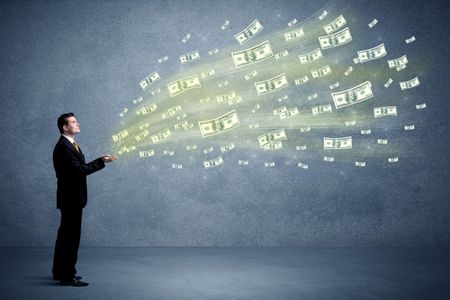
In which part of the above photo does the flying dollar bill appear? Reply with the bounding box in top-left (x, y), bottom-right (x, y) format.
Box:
top-left (186, 144), bottom-right (197, 151)
top-left (181, 33), bottom-right (190, 43)
top-left (311, 65), bottom-right (332, 78)
top-left (136, 103), bottom-right (157, 115)
top-left (284, 28), bottom-right (305, 42)
top-left (139, 72), bottom-right (160, 91)
top-left (318, 10), bottom-right (328, 20)
top-left (139, 150), bottom-right (155, 157)
top-left (288, 18), bottom-right (298, 27)
top-left (355, 161), bottom-right (366, 167)
top-left (278, 95), bottom-right (288, 102)
top-left (158, 56), bottom-right (168, 63)
top-left (404, 125), bottom-right (415, 131)
top-left (221, 19), bottom-right (229, 30)
top-left (323, 156), bottom-right (334, 162)
top-left (344, 66), bottom-right (353, 76)
top-left (416, 103), bottom-right (426, 110)
top-left (254, 73), bottom-right (289, 95)
top-left (312, 104), bottom-right (332, 116)
top-left (323, 136), bottom-right (352, 150)
top-left (163, 150), bottom-right (175, 156)
top-left (208, 48), bottom-right (219, 55)
top-left (361, 129), bottom-right (371, 135)
top-left (377, 139), bottom-right (388, 144)
top-left (244, 70), bottom-right (258, 81)
top-left (279, 107), bottom-right (299, 120)
top-left (151, 88), bottom-right (161, 96)
top-left (345, 120), bottom-right (356, 126)
top-left (112, 130), bottom-right (129, 142)
top-left (220, 143), bottom-right (235, 152)
top-left (234, 19), bottom-right (263, 45)
top-left (135, 129), bottom-right (149, 142)
top-left (399, 77), bottom-right (420, 90)
top-left (274, 49), bottom-right (289, 60)
top-left (405, 36), bottom-right (416, 44)
top-left (203, 156), bottom-right (224, 169)
top-left (388, 157), bottom-right (399, 163)
top-left (139, 122), bottom-right (150, 130)
top-left (119, 108), bottom-right (128, 118)
top-left (201, 69), bottom-right (216, 79)
top-left (384, 78), bottom-right (393, 88)
top-left (198, 110), bottom-right (240, 138)
top-left (329, 82), bottom-right (340, 90)
top-left (264, 161), bottom-right (276, 167)
top-left (323, 15), bottom-right (347, 34)
top-left (374, 106), bottom-right (397, 118)
top-left (167, 75), bottom-right (201, 97)
top-left (295, 75), bottom-right (309, 85)
top-left (258, 129), bottom-right (287, 148)
top-left (318, 27), bottom-right (352, 50)
top-left (262, 140), bottom-right (283, 150)
top-left (357, 43), bottom-right (387, 63)
top-left (368, 18), bottom-right (378, 28)
top-left (331, 81), bottom-right (373, 109)
top-left (203, 146), bottom-right (214, 154)
top-left (132, 96), bottom-right (143, 105)
top-left (231, 40), bottom-right (273, 69)
top-left (179, 50), bottom-right (200, 64)
top-left (387, 55), bottom-right (408, 70)
top-left (238, 160), bottom-right (249, 165)
top-left (161, 105), bottom-right (182, 119)
top-left (300, 127), bottom-right (311, 133)
top-left (150, 128), bottom-right (171, 144)
top-left (118, 145), bottom-right (136, 155)
top-left (298, 162), bottom-right (309, 169)
top-left (172, 164), bottom-right (183, 169)
top-left (298, 48), bottom-right (323, 64)
top-left (296, 145), bottom-right (307, 151)
top-left (307, 93), bottom-right (318, 100)
top-left (216, 91), bottom-right (241, 103)
top-left (273, 106), bottom-right (287, 116)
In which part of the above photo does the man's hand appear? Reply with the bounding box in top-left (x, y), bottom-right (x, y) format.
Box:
top-left (101, 154), bottom-right (118, 163)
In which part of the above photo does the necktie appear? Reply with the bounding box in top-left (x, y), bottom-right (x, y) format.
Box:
top-left (73, 141), bottom-right (80, 152)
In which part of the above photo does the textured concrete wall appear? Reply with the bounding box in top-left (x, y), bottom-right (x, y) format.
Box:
top-left (1, 0), bottom-right (449, 246)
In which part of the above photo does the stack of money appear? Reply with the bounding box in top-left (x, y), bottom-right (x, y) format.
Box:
top-left (198, 110), bottom-right (240, 137)
top-left (318, 27), bottom-right (352, 50)
top-left (234, 19), bottom-right (263, 44)
top-left (232, 41), bottom-right (273, 68)
top-left (323, 136), bottom-right (352, 150)
top-left (139, 72), bottom-right (161, 91)
top-left (331, 81), bottom-right (373, 109)
top-left (255, 73), bottom-right (289, 95)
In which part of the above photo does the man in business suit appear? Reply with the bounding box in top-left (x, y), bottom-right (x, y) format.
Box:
top-left (52, 112), bottom-right (117, 287)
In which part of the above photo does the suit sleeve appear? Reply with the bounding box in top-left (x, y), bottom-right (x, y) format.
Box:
top-left (61, 146), bottom-right (105, 176)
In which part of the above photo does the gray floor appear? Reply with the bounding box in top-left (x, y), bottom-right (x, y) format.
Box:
top-left (0, 247), bottom-right (449, 300)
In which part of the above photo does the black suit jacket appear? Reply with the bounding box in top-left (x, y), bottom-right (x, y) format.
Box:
top-left (53, 136), bottom-right (105, 209)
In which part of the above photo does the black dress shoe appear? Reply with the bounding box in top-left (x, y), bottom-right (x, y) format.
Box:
top-left (60, 279), bottom-right (89, 287)
top-left (53, 275), bottom-right (82, 281)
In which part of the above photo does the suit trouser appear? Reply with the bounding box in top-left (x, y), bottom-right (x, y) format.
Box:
top-left (52, 207), bottom-right (82, 280)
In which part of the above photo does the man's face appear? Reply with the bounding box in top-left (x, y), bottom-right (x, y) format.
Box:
top-left (63, 116), bottom-right (80, 136)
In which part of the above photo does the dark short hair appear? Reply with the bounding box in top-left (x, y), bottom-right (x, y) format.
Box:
top-left (57, 112), bottom-right (75, 134)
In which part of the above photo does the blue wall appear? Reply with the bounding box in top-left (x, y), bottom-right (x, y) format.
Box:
top-left (1, 0), bottom-right (449, 246)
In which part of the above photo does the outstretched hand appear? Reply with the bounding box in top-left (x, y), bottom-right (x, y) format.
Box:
top-left (101, 154), bottom-right (118, 163)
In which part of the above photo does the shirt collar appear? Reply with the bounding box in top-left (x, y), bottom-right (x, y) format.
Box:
top-left (62, 134), bottom-right (75, 144)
